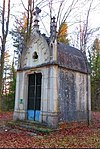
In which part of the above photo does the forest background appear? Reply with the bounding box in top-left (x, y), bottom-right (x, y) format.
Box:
top-left (0, 0), bottom-right (100, 112)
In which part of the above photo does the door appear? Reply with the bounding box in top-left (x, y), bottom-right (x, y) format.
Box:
top-left (27, 73), bottom-right (42, 121)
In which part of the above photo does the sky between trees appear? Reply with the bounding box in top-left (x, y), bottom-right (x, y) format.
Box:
top-left (0, 0), bottom-right (100, 63)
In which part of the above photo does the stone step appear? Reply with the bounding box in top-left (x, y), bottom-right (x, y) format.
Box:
top-left (7, 120), bottom-right (52, 135)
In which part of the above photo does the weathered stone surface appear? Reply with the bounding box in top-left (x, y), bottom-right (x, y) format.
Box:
top-left (57, 42), bottom-right (90, 74)
top-left (14, 27), bottom-right (91, 128)
top-left (58, 69), bottom-right (89, 122)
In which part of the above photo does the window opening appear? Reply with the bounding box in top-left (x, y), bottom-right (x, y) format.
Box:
top-left (33, 51), bottom-right (38, 59)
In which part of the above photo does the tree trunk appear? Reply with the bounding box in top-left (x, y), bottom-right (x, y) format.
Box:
top-left (0, 42), bottom-right (5, 111)
top-left (0, 0), bottom-right (10, 111)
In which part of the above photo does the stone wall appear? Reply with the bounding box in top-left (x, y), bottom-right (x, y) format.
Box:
top-left (13, 65), bottom-right (91, 128)
top-left (13, 65), bottom-right (59, 128)
top-left (58, 68), bottom-right (90, 122)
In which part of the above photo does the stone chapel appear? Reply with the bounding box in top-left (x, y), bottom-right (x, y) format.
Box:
top-left (13, 7), bottom-right (91, 128)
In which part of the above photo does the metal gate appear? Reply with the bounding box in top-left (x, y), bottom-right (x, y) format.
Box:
top-left (27, 73), bottom-right (42, 121)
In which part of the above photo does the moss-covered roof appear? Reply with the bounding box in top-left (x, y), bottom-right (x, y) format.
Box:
top-left (57, 42), bottom-right (90, 74)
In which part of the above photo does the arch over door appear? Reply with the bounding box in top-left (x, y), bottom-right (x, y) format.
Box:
top-left (27, 73), bottom-right (42, 121)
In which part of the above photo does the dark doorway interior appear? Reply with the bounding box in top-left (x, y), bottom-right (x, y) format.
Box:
top-left (27, 73), bottom-right (42, 121)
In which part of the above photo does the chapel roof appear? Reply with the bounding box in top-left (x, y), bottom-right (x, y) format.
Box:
top-left (18, 30), bottom-right (90, 74)
top-left (57, 42), bottom-right (90, 74)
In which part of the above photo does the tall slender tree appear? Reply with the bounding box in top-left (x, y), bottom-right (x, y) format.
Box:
top-left (10, 0), bottom-right (34, 67)
top-left (0, 0), bottom-right (11, 111)
top-left (89, 38), bottom-right (100, 111)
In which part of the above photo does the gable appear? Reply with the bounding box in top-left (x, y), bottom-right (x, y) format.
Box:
top-left (21, 31), bottom-right (50, 68)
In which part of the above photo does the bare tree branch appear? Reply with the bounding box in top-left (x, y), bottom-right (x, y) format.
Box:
top-left (20, 0), bottom-right (28, 11)
top-left (5, 0), bottom-right (10, 38)
top-left (2, 0), bottom-right (5, 39)
top-left (84, 0), bottom-right (94, 45)
top-left (56, 0), bottom-right (65, 26)
top-left (62, 0), bottom-right (79, 23)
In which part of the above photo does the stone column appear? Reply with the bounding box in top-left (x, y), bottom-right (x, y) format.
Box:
top-left (18, 71), bottom-right (26, 120)
top-left (47, 65), bottom-right (59, 128)
top-left (13, 71), bottom-right (20, 120)
top-left (13, 71), bottom-right (26, 120)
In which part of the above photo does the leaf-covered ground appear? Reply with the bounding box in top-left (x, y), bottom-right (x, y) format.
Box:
top-left (0, 112), bottom-right (100, 148)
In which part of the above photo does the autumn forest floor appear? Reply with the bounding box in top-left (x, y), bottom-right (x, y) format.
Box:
top-left (0, 112), bottom-right (100, 148)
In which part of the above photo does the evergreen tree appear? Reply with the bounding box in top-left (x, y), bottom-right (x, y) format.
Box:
top-left (90, 38), bottom-right (100, 111)
top-left (6, 64), bottom-right (16, 111)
